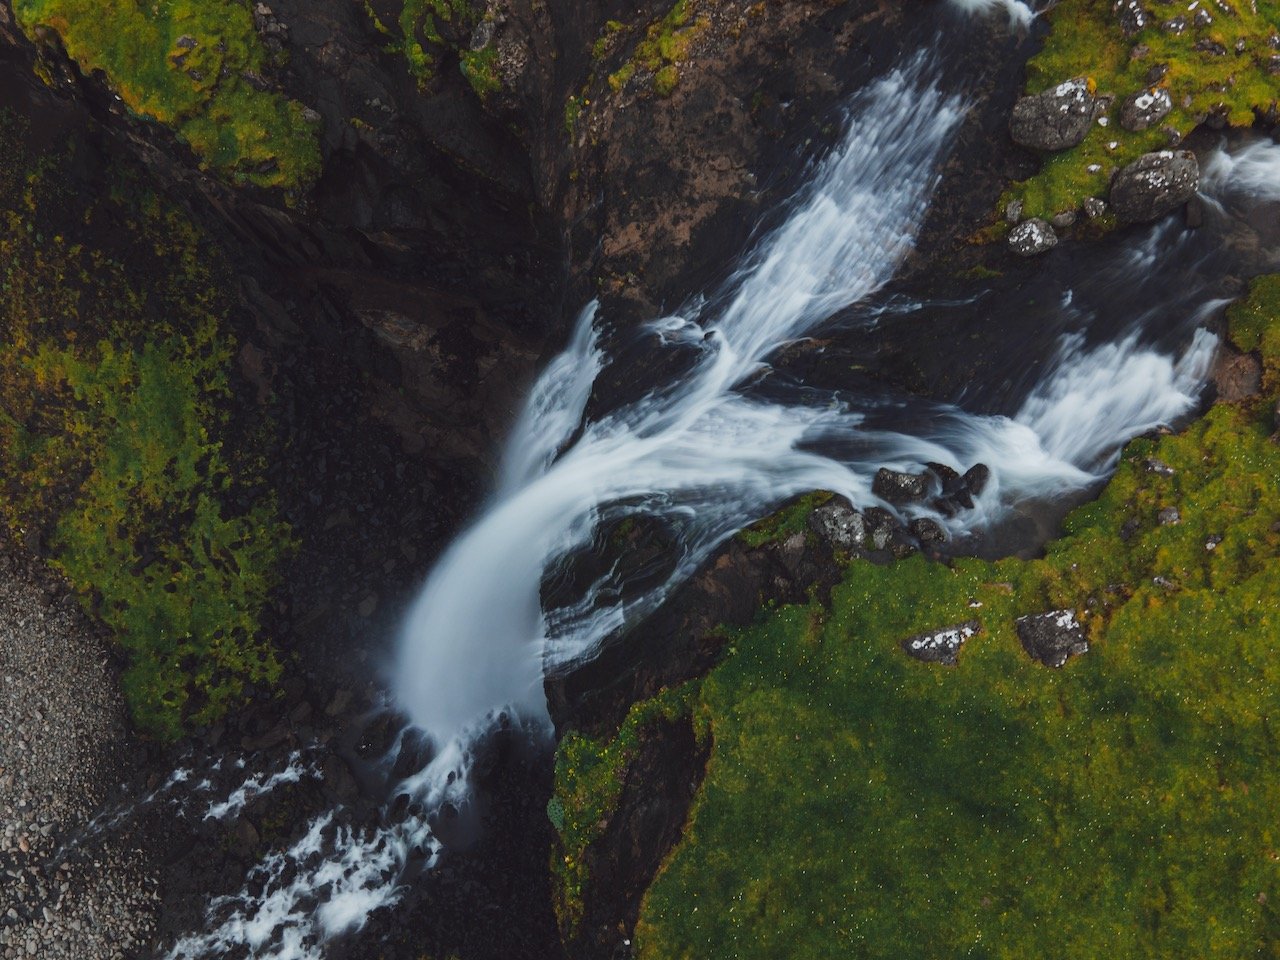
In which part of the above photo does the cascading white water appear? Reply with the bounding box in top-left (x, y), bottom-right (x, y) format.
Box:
top-left (162, 55), bottom-right (1280, 960)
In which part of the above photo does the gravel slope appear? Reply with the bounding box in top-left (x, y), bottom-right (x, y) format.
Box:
top-left (0, 539), bottom-right (160, 960)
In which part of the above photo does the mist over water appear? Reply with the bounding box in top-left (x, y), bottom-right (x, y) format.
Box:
top-left (161, 44), bottom-right (1280, 960)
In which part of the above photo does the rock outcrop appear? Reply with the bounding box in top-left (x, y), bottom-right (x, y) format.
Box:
top-left (1010, 78), bottom-right (1096, 151)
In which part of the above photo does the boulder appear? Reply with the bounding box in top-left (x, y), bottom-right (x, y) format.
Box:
top-left (807, 497), bottom-right (867, 552)
top-left (1213, 347), bottom-right (1263, 402)
top-left (1008, 218), bottom-right (1057, 256)
top-left (1109, 150), bottom-right (1199, 223)
top-left (1082, 196), bottom-right (1109, 218)
top-left (962, 463), bottom-right (991, 496)
top-left (1114, 0), bottom-right (1148, 35)
top-left (1016, 609), bottom-right (1089, 667)
top-left (1119, 86), bottom-right (1172, 131)
top-left (901, 620), bottom-right (980, 666)
top-left (1010, 78), bottom-right (1096, 151)
top-left (872, 467), bottom-right (928, 505)
top-left (908, 517), bottom-right (947, 544)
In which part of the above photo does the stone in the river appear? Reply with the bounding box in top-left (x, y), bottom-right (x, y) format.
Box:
top-left (872, 467), bottom-right (928, 505)
top-left (1010, 78), bottom-right (1096, 151)
top-left (962, 463), bottom-right (991, 497)
top-left (807, 497), bottom-right (867, 552)
top-left (1109, 150), bottom-right (1198, 223)
top-left (1119, 86), bottom-right (1173, 131)
top-left (1016, 609), bottom-right (1089, 667)
top-left (1114, 0), bottom-right (1148, 36)
top-left (901, 620), bottom-right (979, 666)
top-left (1008, 218), bottom-right (1057, 256)
top-left (908, 517), bottom-right (947, 544)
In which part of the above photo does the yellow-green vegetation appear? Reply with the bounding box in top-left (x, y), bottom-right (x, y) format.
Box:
top-left (736, 490), bottom-right (833, 548)
top-left (0, 115), bottom-right (291, 739)
top-left (12, 0), bottom-right (321, 192)
top-left (557, 278), bottom-right (1280, 957)
top-left (607, 0), bottom-right (707, 98)
top-left (460, 45), bottom-right (501, 98)
top-left (550, 682), bottom-right (706, 936)
top-left (373, 0), bottom-right (483, 88)
top-left (1010, 0), bottom-right (1280, 220)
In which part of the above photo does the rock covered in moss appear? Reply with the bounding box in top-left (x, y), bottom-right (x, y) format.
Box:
top-left (1010, 77), bottom-right (1096, 151)
top-left (1016, 609), bottom-right (1088, 667)
top-left (1008, 217), bottom-right (1058, 256)
top-left (1109, 150), bottom-right (1199, 223)
top-left (900, 620), bottom-right (979, 666)
top-left (1119, 85), bottom-right (1173, 130)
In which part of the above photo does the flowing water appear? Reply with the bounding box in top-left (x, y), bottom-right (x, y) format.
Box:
top-left (162, 22), bottom-right (1280, 960)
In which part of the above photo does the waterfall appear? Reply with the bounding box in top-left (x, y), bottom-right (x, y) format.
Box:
top-left (159, 55), bottom-right (1280, 960)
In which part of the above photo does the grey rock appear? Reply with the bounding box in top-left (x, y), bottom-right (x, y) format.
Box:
top-left (908, 517), bottom-right (947, 544)
top-left (962, 463), bottom-right (991, 497)
top-left (1163, 15), bottom-right (1187, 33)
top-left (1114, 0), bottom-right (1148, 35)
top-left (1016, 609), bottom-right (1089, 667)
top-left (1193, 6), bottom-right (1213, 25)
top-left (1145, 62), bottom-right (1169, 83)
top-left (1008, 218), bottom-right (1058, 256)
top-left (1158, 506), bottom-right (1181, 525)
top-left (807, 497), bottom-right (867, 552)
top-left (470, 18), bottom-right (496, 51)
top-left (1119, 85), bottom-right (1172, 130)
top-left (1193, 37), bottom-right (1227, 55)
top-left (1083, 196), bottom-right (1109, 218)
top-left (1143, 457), bottom-right (1175, 476)
top-left (1050, 209), bottom-right (1078, 229)
top-left (1109, 150), bottom-right (1199, 223)
top-left (1010, 77), bottom-right (1096, 151)
top-left (901, 620), bottom-right (980, 666)
top-left (1004, 198), bottom-right (1024, 224)
top-left (872, 468), bottom-right (928, 505)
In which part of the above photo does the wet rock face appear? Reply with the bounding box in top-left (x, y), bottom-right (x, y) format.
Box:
top-left (1119, 85), bottom-right (1173, 131)
top-left (1016, 609), bottom-right (1089, 667)
top-left (1008, 217), bottom-right (1058, 256)
top-left (900, 620), bottom-right (980, 666)
top-left (1010, 78), bottom-right (1096, 151)
top-left (1110, 150), bottom-right (1199, 223)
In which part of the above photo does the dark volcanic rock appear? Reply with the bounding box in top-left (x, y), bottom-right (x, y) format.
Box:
top-left (1008, 217), bottom-right (1057, 256)
top-left (1109, 150), bottom-right (1199, 223)
top-left (1114, 0), bottom-right (1149, 36)
top-left (1119, 85), bottom-right (1173, 131)
top-left (872, 467), bottom-right (929, 505)
top-left (908, 517), bottom-right (947, 544)
top-left (1010, 78), bottom-right (1096, 151)
top-left (808, 497), bottom-right (867, 552)
top-left (1016, 609), bottom-right (1089, 667)
top-left (901, 619), bottom-right (980, 666)
top-left (962, 463), bottom-right (991, 497)
top-left (1213, 346), bottom-right (1263, 402)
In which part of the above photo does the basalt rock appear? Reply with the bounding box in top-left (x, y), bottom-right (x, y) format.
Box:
top-left (872, 468), bottom-right (929, 505)
top-left (901, 620), bottom-right (980, 665)
top-left (1010, 78), bottom-right (1096, 151)
top-left (1008, 218), bottom-right (1058, 256)
top-left (1109, 150), bottom-right (1199, 223)
top-left (1016, 609), bottom-right (1089, 667)
top-left (1119, 86), bottom-right (1173, 131)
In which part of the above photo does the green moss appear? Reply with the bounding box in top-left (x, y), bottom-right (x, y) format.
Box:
top-left (606, 0), bottom-right (705, 98)
top-left (0, 116), bottom-right (291, 739)
top-left (737, 490), bottom-right (833, 548)
top-left (1227, 274), bottom-right (1280, 388)
top-left (564, 94), bottom-right (584, 134)
top-left (460, 44), bottom-right (500, 98)
top-left (1006, 0), bottom-right (1280, 221)
top-left (551, 682), bottom-right (705, 937)
top-left (395, 0), bottom-right (482, 87)
top-left (12, 0), bottom-right (320, 193)
top-left (593, 20), bottom-right (626, 61)
top-left (619, 283), bottom-right (1280, 956)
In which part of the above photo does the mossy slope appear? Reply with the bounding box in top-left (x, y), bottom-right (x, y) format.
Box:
top-left (1010, 0), bottom-right (1280, 221)
top-left (0, 115), bottom-right (291, 739)
top-left (13, 0), bottom-right (321, 192)
top-left (553, 277), bottom-right (1280, 957)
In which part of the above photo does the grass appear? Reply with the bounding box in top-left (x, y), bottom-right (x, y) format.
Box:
top-left (1007, 0), bottom-right (1280, 221)
top-left (550, 682), bottom-right (706, 936)
top-left (12, 0), bottom-right (321, 193)
top-left (0, 114), bottom-right (291, 739)
top-left (547, 274), bottom-right (1280, 957)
